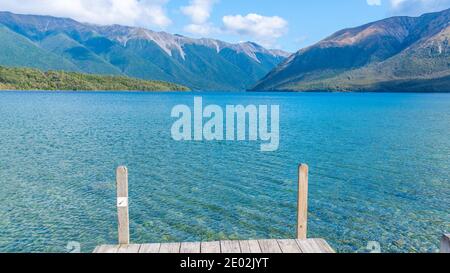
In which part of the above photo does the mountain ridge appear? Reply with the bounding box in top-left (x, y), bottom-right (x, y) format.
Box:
top-left (0, 11), bottom-right (290, 90)
top-left (252, 8), bottom-right (450, 92)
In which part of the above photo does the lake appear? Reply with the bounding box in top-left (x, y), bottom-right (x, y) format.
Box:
top-left (0, 91), bottom-right (448, 253)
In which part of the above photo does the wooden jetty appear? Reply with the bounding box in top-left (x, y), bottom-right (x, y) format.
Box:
top-left (93, 238), bottom-right (334, 254)
top-left (94, 164), bottom-right (336, 253)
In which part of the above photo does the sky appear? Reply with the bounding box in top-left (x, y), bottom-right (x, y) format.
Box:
top-left (0, 0), bottom-right (449, 52)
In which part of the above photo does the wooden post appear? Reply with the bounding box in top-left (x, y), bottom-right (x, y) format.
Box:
top-left (441, 234), bottom-right (450, 253)
top-left (116, 166), bottom-right (130, 245)
top-left (297, 164), bottom-right (309, 240)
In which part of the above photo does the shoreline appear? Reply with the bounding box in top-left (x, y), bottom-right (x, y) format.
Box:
top-left (1, 89), bottom-right (450, 94)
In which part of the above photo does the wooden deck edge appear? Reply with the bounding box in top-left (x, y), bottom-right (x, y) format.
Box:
top-left (93, 238), bottom-right (336, 254)
top-left (441, 234), bottom-right (450, 253)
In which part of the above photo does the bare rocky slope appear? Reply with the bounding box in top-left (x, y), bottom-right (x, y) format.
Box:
top-left (252, 9), bottom-right (450, 92)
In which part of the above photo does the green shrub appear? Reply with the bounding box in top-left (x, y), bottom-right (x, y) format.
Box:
top-left (0, 66), bottom-right (190, 91)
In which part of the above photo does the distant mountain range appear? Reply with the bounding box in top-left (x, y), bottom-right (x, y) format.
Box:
top-left (0, 11), bottom-right (289, 90)
top-left (253, 8), bottom-right (450, 92)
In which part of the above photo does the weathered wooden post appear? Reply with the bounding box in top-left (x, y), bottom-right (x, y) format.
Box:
top-left (116, 166), bottom-right (130, 245)
top-left (297, 164), bottom-right (309, 240)
top-left (441, 234), bottom-right (450, 253)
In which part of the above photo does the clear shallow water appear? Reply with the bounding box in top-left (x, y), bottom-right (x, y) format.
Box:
top-left (0, 91), bottom-right (449, 253)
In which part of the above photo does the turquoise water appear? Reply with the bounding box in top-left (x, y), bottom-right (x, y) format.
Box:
top-left (0, 91), bottom-right (449, 253)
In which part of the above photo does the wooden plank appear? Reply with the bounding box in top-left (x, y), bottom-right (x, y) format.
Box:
top-left (116, 166), bottom-right (130, 245)
top-left (441, 234), bottom-right (450, 253)
top-left (239, 240), bottom-right (262, 253)
top-left (159, 243), bottom-right (181, 253)
top-left (258, 240), bottom-right (282, 253)
top-left (220, 241), bottom-right (241, 253)
top-left (296, 239), bottom-right (314, 253)
top-left (314, 238), bottom-right (335, 253)
top-left (201, 241), bottom-right (221, 253)
top-left (93, 245), bottom-right (120, 253)
top-left (139, 243), bottom-right (161, 253)
top-left (297, 239), bottom-right (330, 253)
top-left (307, 239), bottom-right (331, 253)
top-left (239, 241), bottom-right (251, 253)
top-left (180, 242), bottom-right (201, 253)
top-left (277, 239), bottom-right (302, 253)
top-left (247, 240), bottom-right (262, 253)
top-left (93, 246), bottom-right (101, 253)
top-left (297, 164), bottom-right (308, 240)
top-left (118, 244), bottom-right (141, 253)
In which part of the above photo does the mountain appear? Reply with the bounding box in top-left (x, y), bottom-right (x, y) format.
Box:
top-left (0, 11), bottom-right (290, 91)
top-left (0, 66), bottom-right (189, 91)
top-left (252, 9), bottom-right (450, 92)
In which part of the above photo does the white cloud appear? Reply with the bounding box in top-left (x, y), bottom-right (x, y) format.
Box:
top-left (0, 0), bottom-right (172, 28)
top-left (184, 23), bottom-right (218, 36)
top-left (181, 0), bottom-right (218, 35)
top-left (181, 0), bottom-right (217, 24)
top-left (222, 14), bottom-right (288, 47)
top-left (180, 2), bottom-right (289, 45)
top-left (389, 0), bottom-right (450, 15)
top-left (367, 0), bottom-right (382, 6)
top-left (367, 0), bottom-right (450, 15)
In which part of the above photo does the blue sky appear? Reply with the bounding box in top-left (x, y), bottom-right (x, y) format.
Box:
top-left (0, 0), bottom-right (449, 52)
top-left (167, 0), bottom-right (393, 51)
